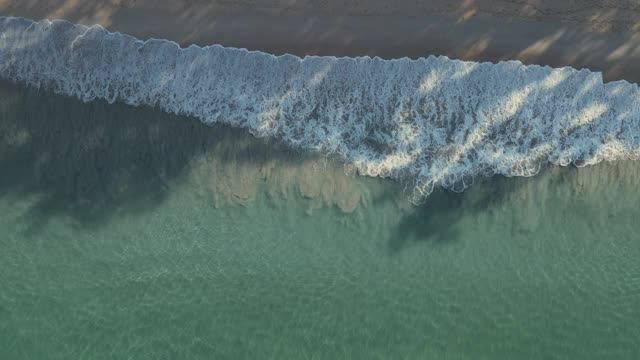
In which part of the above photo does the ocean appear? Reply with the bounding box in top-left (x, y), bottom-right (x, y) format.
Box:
top-left (1, 16), bottom-right (640, 360)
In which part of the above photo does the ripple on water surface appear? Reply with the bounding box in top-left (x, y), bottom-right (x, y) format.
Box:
top-left (1, 82), bottom-right (640, 359)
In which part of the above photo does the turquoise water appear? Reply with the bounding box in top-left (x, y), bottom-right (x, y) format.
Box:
top-left (1, 82), bottom-right (640, 359)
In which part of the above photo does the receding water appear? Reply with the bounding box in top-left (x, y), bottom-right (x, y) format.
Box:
top-left (1, 82), bottom-right (640, 359)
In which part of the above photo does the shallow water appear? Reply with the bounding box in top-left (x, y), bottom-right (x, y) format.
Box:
top-left (1, 82), bottom-right (640, 359)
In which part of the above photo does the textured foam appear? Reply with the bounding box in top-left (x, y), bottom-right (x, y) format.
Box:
top-left (1, 16), bottom-right (639, 198)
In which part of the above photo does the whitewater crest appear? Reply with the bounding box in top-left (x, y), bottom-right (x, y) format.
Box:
top-left (1, 17), bottom-right (639, 199)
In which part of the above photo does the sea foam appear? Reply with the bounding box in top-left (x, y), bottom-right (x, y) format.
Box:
top-left (1, 16), bottom-right (639, 198)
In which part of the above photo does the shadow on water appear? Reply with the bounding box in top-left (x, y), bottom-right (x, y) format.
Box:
top-left (388, 176), bottom-right (503, 252)
top-left (387, 156), bottom-right (640, 252)
top-left (0, 80), bottom-right (305, 230)
top-left (389, 189), bottom-right (467, 251)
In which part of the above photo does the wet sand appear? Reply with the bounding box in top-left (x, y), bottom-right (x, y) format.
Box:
top-left (1, 0), bottom-right (639, 82)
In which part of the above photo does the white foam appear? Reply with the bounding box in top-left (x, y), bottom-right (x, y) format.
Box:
top-left (1, 16), bottom-right (639, 199)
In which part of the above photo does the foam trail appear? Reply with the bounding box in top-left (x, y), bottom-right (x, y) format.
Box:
top-left (1, 17), bottom-right (639, 198)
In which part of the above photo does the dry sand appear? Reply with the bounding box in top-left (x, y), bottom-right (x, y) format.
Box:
top-left (1, 0), bottom-right (639, 82)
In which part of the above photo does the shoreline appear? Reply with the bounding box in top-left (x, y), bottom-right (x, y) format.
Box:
top-left (1, 1), bottom-right (639, 83)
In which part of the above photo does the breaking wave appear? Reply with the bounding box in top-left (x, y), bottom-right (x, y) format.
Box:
top-left (1, 16), bottom-right (639, 198)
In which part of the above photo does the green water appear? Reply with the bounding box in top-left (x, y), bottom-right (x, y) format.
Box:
top-left (1, 82), bottom-right (640, 359)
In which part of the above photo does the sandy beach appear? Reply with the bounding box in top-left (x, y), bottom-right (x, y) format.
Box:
top-left (4, 3), bottom-right (640, 360)
top-left (1, 0), bottom-right (639, 83)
